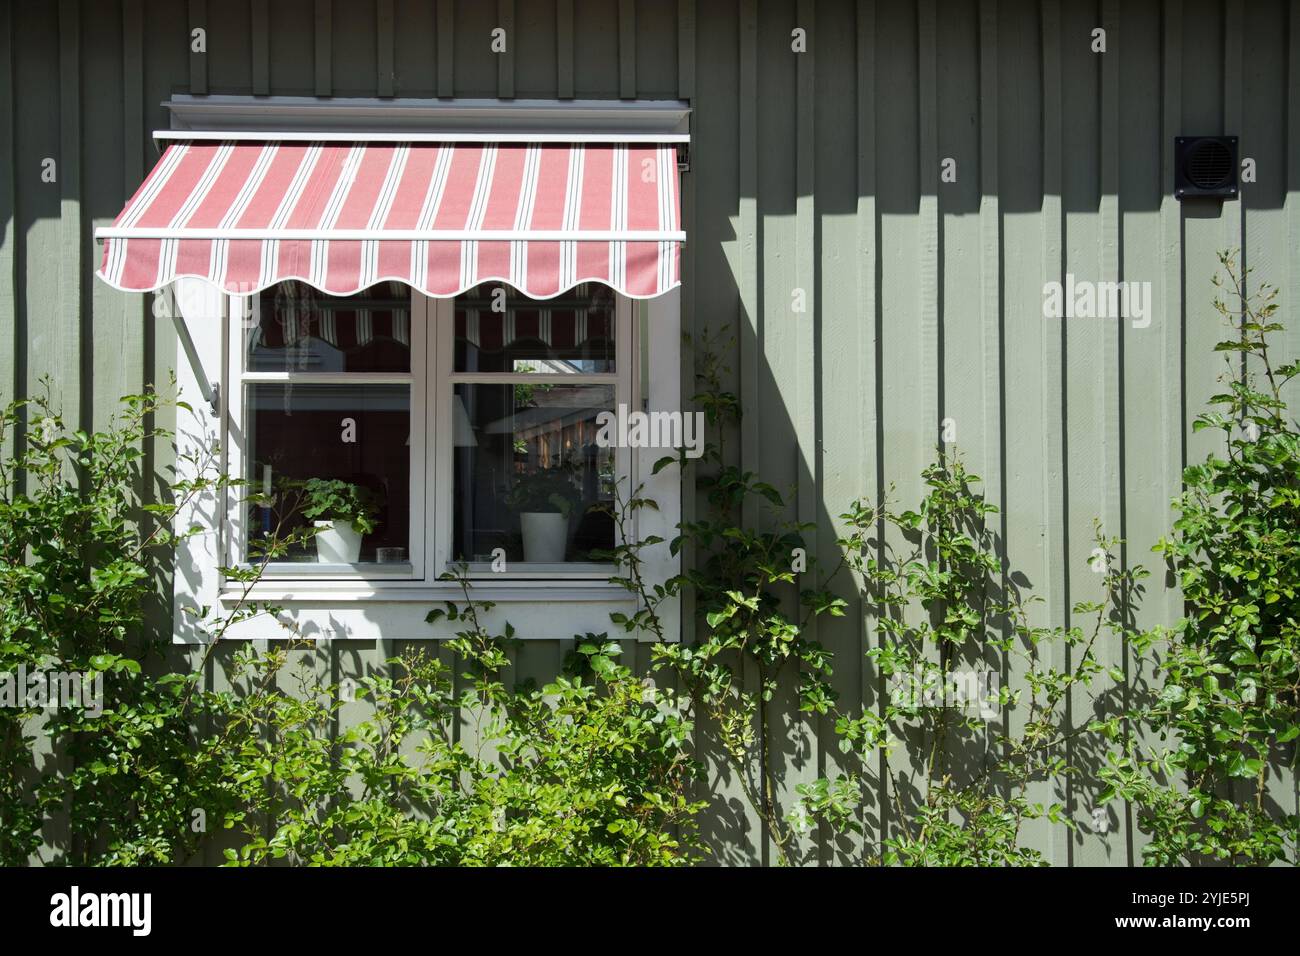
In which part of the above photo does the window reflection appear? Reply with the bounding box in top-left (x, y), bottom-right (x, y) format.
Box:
top-left (246, 383), bottom-right (410, 564)
top-left (452, 383), bottom-right (615, 566)
top-left (454, 283), bottom-right (615, 375)
top-left (247, 280), bottom-right (411, 374)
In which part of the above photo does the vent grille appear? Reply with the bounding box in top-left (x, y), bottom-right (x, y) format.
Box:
top-left (1185, 139), bottom-right (1233, 188)
top-left (1175, 135), bottom-right (1238, 200)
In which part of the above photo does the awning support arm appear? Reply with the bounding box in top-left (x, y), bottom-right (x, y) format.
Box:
top-left (165, 295), bottom-right (220, 418)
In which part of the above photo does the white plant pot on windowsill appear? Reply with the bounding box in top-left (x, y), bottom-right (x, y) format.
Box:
top-left (313, 520), bottom-right (363, 564)
top-left (519, 512), bottom-right (568, 563)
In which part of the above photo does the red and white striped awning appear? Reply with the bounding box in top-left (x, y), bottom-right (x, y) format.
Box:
top-left (95, 140), bottom-right (683, 300)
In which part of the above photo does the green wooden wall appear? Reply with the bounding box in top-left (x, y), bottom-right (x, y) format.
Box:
top-left (2, 0), bottom-right (1298, 865)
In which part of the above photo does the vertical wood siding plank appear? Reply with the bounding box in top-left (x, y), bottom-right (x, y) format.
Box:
top-left (1151, 0), bottom-right (1188, 862)
top-left (197, 643), bottom-right (230, 864)
top-left (58, 0), bottom-right (82, 430)
top-left (996, 0), bottom-right (1046, 866)
top-left (48, 3), bottom-right (83, 856)
top-left (795, 0), bottom-right (816, 552)
top-left (188, 0), bottom-right (207, 95)
top-left (933, 0), bottom-right (982, 557)
top-left (379, 638), bottom-right (397, 752)
top-left (910, 0), bottom-right (942, 837)
top-left (1237, 1), bottom-right (1291, 425)
top-left (314, 0), bottom-right (332, 96)
top-left (0, 1), bottom-right (14, 417)
top-left (792, 0), bottom-right (818, 864)
top-left (251, 0), bottom-right (269, 95)
top-left (1161, 1), bottom-right (1184, 482)
top-left (918, 0), bottom-right (940, 452)
top-left (1223, 0), bottom-right (1242, 258)
top-left (737, 0), bottom-right (763, 863)
top-left (121, 0), bottom-right (146, 494)
top-left (931, 0), bottom-right (985, 809)
top-left (1219, 10), bottom-right (1246, 676)
top-left (560, 636), bottom-right (577, 679)
top-left (498, 0), bottom-right (515, 98)
top-left (1181, 4), bottom-right (1226, 471)
top-left (1104, 0), bottom-right (1132, 864)
top-left (976, 0), bottom-right (1005, 847)
top-left (1227, 0), bottom-right (1287, 831)
top-left (677, 0), bottom-right (695, 99)
top-left (1067, 0), bottom-right (1126, 866)
top-left (809, 0), bottom-right (864, 866)
top-left (1117, 0), bottom-right (1173, 866)
top-left (1221, 1), bottom-right (1248, 515)
top-left (1289, 2), bottom-right (1300, 454)
top-left (750, 0), bottom-right (800, 867)
top-left (557, 0), bottom-right (574, 98)
top-left (1101, 0), bottom-right (1122, 583)
top-left (1040, 0), bottom-right (1070, 867)
top-left (676, 0), bottom-right (695, 658)
top-left (855, 0), bottom-right (881, 863)
top-left (1107, 0), bottom-right (1148, 866)
top-left (739, 0), bottom-right (759, 531)
top-left (619, 0), bottom-right (636, 98)
top-left (437, 0), bottom-right (454, 97)
top-left (874, 0), bottom-right (924, 852)
top-left (978, 0), bottom-right (1001, 520)
top-left (378, 0), bottom-right (395, 96)
top-left (1287, 0), bottom-right (1300, 831)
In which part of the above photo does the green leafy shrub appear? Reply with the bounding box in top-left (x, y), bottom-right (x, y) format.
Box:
top-left (0, 386), bottom-right (702, 867)
top-left (595, 337), bottom-right (871, 866)
top-left (0, 381), bottom-right (283, 864)
top-left (782, 456), bottom-right (1128, 866)
top-left (1100, 253), bottom-right (1300, 865)
top-left (602, 333), bottom-right (1128, 866)
top-left (622, 266), bottom-right (1298, 867)
top-left (226, 572), bottom-right (705, 867)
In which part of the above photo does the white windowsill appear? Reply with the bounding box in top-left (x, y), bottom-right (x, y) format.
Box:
top-left (206, 581), bottom-right (638, 643)
top-left (460, 561), bottom-right (614, 578)
top-left (251, 562), bottom-right (415, 578)
top-left (221, 581), bottom-right (633, 604)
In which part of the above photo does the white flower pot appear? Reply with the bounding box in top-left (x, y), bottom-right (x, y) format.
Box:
top-left (314, 520), bottom-right (363, 563)
top-left (519, 512), bottom-right (568, 563)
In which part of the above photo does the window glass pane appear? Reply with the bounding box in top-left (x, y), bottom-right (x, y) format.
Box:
top-left (246, 383), bottom-right (410, 565)
top-left (247, 280), bottom-right (412, 373)
top-left (452, 383), bottom-right (615, 567)
top-left (454, 283), bottom-right (615, 374)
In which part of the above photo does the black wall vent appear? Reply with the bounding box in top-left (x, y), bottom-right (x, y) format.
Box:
top-left (1175, 136), bottom-right (1239, 200)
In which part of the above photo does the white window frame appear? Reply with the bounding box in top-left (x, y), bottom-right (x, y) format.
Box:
top-left (223, 286), bottom-right (636, 586)
top-left (435, 292), bottom-right (635, 581)
top-left (170, 279), bottom-right (681, 645)
top-left (224, 288), bottom-right (429, 584)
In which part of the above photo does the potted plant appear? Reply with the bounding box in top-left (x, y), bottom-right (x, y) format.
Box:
top-left (297, 478), bottom-right (381, 563)
top-left (506, 467), bottom-right (580, 563)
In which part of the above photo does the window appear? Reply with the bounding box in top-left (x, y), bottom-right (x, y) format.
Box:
top-left (224, 279), bottom-right (633, 585)
top-left (228, 281), bottom-right (426, 579)
top-left (172, 274), bottom-right (676, 642)
top-left (443, 284), bottom-right (632, 577)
